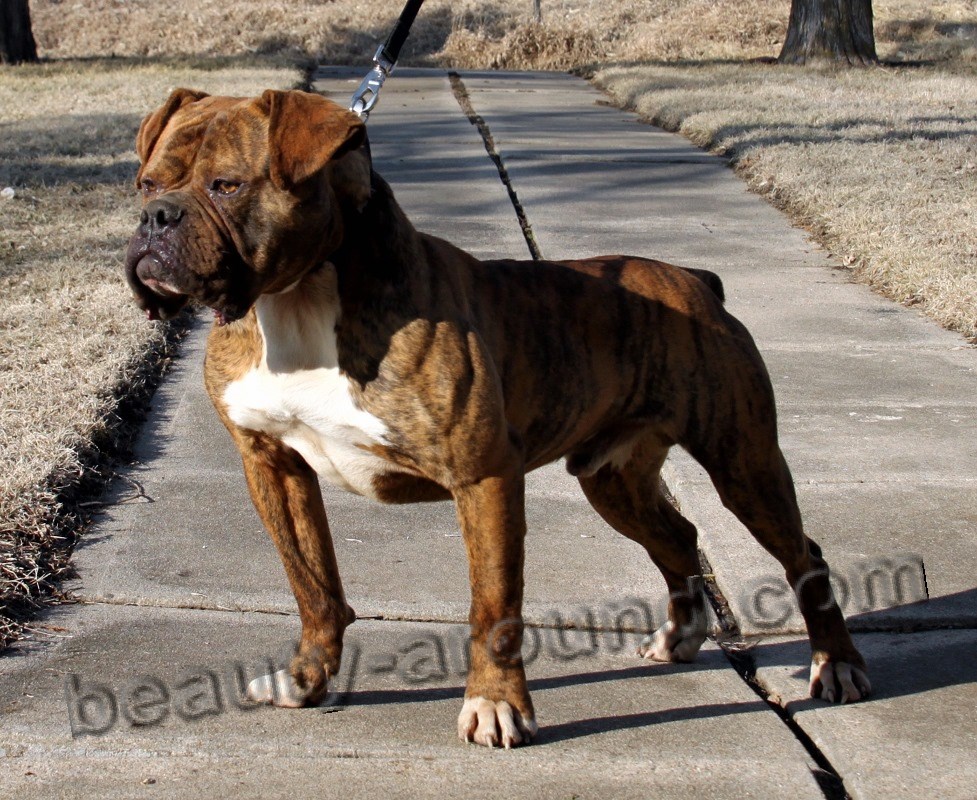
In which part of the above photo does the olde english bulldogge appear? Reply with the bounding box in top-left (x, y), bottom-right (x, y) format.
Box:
top-left (125, 88), bottom-right (870, 748)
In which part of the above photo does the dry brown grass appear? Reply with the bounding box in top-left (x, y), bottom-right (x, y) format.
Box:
top-left (594, 62), bottom-right (977, 339)
top-left (0, 59), bottom-right (299, 646)
top-left (29, 0), bottom-right (977, 67)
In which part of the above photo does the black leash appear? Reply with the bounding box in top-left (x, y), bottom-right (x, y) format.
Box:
top-left (349, 0), bottom-right (425, 120)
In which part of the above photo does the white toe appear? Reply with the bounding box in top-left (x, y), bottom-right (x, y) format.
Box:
top-left (246, 668), bottom-right (309, 708)
top-left (638, 621), bottom-right (706, 663)
top-left (853, 666), bottom-right (872, 696)
top-left (496, 702), bottom-right (521, 749)
top-left (517, 714), bottom-right (539, 742)
top-left (810, 659), bottom-right (870, 704)
top-left (457, 696), bottom-right (536, 749)
top-left (474, 699), bottom-right (500, 747)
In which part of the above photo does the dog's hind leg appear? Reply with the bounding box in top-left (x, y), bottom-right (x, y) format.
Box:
top-left (693, 429), bottom-right (871, 704)
top-left (577, 437), bottom-right (709, 664)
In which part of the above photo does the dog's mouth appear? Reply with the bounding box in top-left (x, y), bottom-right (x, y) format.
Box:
top-left (125, 243), bottom-right (246, 326)
top-left (135, 255), bottom-right (183, 301)
top-left (125, 244), bottom-right (188, 322)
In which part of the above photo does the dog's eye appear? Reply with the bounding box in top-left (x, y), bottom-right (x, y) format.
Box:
top-left (211, 179), bottom-right (243, 196)
top-left (140, 178), bottom-right (159, 195)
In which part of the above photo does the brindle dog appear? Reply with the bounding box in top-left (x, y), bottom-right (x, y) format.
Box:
top-left (125, 88), bottom-right (870, 748)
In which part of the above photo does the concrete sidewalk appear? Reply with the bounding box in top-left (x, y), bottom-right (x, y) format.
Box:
top-left (2, 69), bottom-right (975, 799)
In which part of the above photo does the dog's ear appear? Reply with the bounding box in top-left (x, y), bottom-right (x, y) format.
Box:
top-left (261, 89), bottom-right (367, 191)
top-left (136, 88), bottom-right (210, 175)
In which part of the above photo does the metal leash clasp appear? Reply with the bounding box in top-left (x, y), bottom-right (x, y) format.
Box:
top-left (349, 45), bottom-right (396, 120)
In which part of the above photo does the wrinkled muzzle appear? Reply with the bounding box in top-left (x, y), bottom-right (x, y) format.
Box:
top-left (125, 193), bottom-right (252, 325)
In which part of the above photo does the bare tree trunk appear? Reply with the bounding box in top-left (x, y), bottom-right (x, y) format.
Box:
top-left (0, 0), bottom-right (39, 65)
top-left (779, 0), bottom-right (877, 65)
top-left (532, 0), bottom-right (542, 25)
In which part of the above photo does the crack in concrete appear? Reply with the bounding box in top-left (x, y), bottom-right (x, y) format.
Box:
top-left (74, 596), bottom-right (704, 634)
top-left (448, 72), bottom-right (542, 261)
top-left (724, 644), bottom-right (852, 800)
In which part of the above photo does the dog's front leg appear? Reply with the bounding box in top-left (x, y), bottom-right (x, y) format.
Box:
top-left (234, 430), bottom-right (355, 707)
top-left (454, 467), bottom-right (537, 748)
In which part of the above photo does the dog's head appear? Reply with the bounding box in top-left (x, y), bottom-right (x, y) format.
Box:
top-left (125, 89), bottom-right (371, 324)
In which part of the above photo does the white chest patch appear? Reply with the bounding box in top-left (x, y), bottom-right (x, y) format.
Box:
top-left (222, 271), bottom-right (392, 498)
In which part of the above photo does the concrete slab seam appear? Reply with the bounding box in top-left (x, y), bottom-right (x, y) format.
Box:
top-left (722, 643), bottom-right (850, 800)
top-left (665, 484), bottom-right (847, 798)
top-left (448, 72), bottom-right (542, 260)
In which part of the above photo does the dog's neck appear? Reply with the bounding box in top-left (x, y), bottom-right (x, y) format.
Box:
top-left (278, 171), bottom-right (426, 386)
top-left (329, 171), bottom-right (424, 294)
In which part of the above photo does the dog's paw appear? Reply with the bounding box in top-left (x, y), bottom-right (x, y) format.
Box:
top-left (246, 668), bottom-right (315, 708)
top-left (638, 621), bottom-right (706, 663)
top-left (457, 696), bottom-right (538, 749)
top-left (809, 659), bottom-right (871, 704)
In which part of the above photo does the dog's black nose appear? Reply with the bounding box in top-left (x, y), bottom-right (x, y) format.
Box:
top-left (141, 198), bottom-right (185, 233)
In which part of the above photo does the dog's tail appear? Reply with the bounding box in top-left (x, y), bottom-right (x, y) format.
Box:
top-left (683, 268), bottom-right (725, 304)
